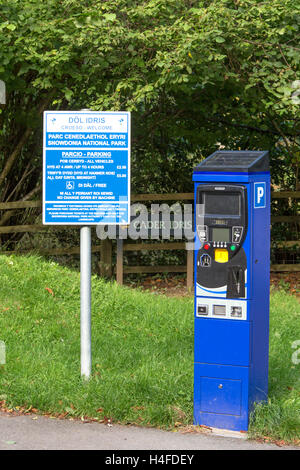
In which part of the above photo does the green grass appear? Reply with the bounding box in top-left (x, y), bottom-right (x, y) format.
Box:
top-left (248, 288), bottom-right (300, 443)
top-left (0, 254), bottom-right (193, 427)
top-left (0, 254), bottom-right (299, 443)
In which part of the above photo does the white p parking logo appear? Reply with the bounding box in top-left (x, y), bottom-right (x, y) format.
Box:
top-left (254, 182), bottom-right (266, 208)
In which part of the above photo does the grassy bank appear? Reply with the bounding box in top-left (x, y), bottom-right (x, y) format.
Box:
top-left (0, 255), bottom-right (299, 443)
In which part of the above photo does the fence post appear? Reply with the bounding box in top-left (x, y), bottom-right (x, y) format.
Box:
top-left (116, 238), bottom-right (124, 285)
top-left (99, 239), bottom-right (112, 278)
top-left (0, 80), bottom-right (5, 246)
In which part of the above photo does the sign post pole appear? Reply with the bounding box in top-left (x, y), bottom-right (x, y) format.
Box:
top-left (80, 225), bottom-right (92, 380)
top-left (80, 110), bottom-right (92, 380)
top-left (43, 110), bottom-right (130, 379)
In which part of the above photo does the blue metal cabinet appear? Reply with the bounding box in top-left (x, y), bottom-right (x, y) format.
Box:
top-left (193, 151), bottom-right (270, 431)
top-left (194, 363), bottom-right (250, 430)
top-left (194, 317), bottom-right (251, 366)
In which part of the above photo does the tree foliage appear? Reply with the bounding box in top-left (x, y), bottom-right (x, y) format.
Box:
top-left (0, 0), bottom-right (299, 216)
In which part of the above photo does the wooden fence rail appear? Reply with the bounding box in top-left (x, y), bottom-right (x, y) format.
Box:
top-left (0, 190), bottom-right (298, 210)
top-left (0, 192), bottom-right (299, 285)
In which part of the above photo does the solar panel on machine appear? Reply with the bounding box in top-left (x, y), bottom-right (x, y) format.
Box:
top-left (194, 151), bottom-right (269, 173)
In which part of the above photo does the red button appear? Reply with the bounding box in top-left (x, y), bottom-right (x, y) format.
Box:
top-left (204, 243), bottom-right (210, 250)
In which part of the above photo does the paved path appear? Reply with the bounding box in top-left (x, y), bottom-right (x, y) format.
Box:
top-left (0, 412), bottom-right (298, 451)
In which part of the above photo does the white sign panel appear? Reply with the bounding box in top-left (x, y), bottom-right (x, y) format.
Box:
top-left (43, 111), bottom-right (130, 225)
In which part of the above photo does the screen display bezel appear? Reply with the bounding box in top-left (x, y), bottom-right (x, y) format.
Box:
top-left (196, 184), bottom-right (248, 250)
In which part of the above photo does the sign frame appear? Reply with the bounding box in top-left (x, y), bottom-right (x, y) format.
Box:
top-left (43, 110), bottom-right (131, 225)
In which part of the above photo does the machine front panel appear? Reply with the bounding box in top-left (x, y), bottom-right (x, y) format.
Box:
top-left (195, 183), bottom-right (250, 305)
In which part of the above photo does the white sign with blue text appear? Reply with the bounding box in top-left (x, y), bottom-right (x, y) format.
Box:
top-left (254, 182), bottom-right (266, 209)
top-left (43, 111), bottom-right (130, 225)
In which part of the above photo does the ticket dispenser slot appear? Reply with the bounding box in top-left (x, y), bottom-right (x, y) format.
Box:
top-left (227, 266), bottom-right (245, 298)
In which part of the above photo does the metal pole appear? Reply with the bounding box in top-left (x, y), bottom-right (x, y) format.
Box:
top-left (80, 225), bottom-right (92, 379)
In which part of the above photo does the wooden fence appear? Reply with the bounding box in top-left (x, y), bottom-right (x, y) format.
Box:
top-left (0, 191), bottom-right (299, 287)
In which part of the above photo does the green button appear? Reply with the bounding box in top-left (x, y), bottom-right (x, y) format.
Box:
top-left (230, 245), bottom-right (236, 251)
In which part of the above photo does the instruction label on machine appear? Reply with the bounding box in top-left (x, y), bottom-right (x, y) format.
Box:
top-left (43, 111), bottom-right (130, 225)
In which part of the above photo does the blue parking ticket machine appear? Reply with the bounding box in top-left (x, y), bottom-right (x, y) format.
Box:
top-left (193, 151), bottom-right (270, 431)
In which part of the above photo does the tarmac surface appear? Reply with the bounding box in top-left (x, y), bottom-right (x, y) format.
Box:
top-left (0, 411), bottom-right (298, 451)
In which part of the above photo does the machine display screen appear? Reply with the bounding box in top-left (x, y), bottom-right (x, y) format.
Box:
top-left (212, 228), bottom-right (230, 242)
top-left (204, 193), bottom-right (241, 216)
